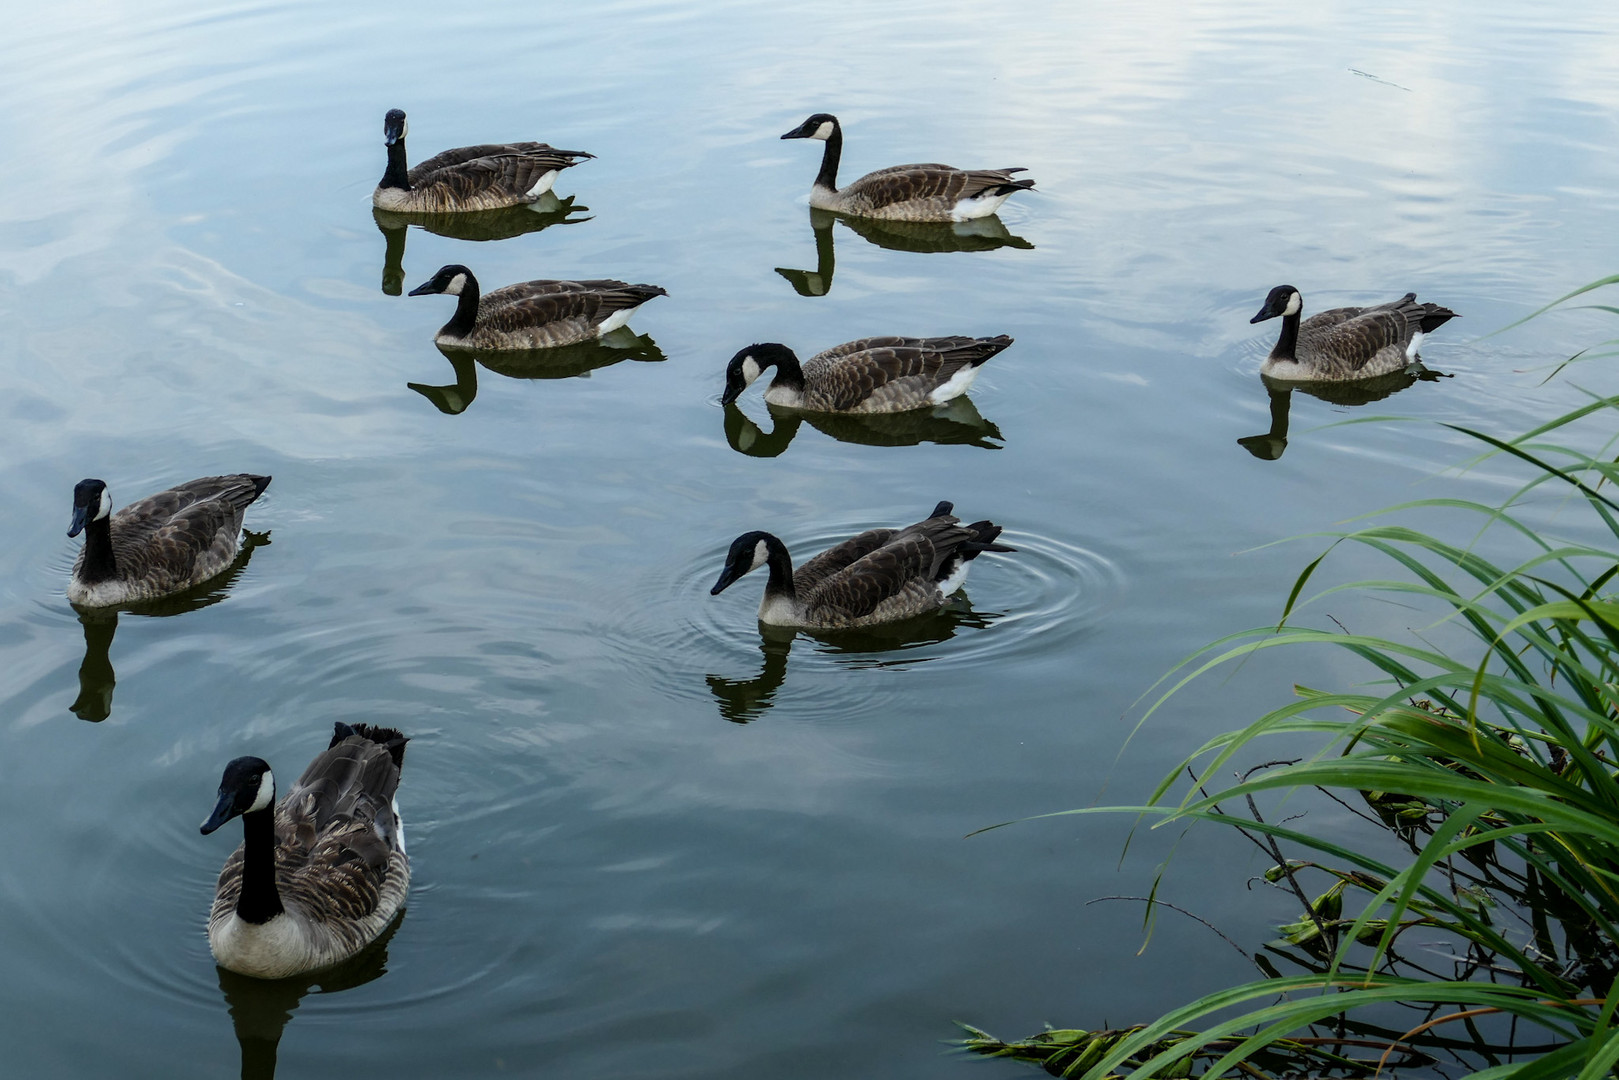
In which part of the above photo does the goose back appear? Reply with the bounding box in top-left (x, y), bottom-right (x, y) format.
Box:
top-left (463, 279), bottom-right (670, 350)
top-left (827, 164), bottom-right (1035, 222)
top-left (208, 723), bottom-right (410, 979)
top-left (68, 474), bottom-right (270, 607)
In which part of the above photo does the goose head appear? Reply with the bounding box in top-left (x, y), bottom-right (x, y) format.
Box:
top-left (408, 264), bottom-right (476, 297)
top-left (1251, 286), bottom-right (1303, 324)
top-left (711, 531), bottom-right (776, 595)
top-left (383, 109), bottom-right (408, 147)
top-left (201, 756), bottom-right (275, 834)
top-left (68, 478), bottom-right (111, 538)
top-left (721, 343), bottom-right (796, 405)
top-left (781, 113), bottom-right (839, 141)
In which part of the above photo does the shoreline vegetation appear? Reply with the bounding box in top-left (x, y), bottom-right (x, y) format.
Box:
top-left (968, 276), bottom-right (1619, 1079)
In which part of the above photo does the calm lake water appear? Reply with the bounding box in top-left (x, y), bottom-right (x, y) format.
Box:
top-left (4, 1), bottom-right (1619, 1076)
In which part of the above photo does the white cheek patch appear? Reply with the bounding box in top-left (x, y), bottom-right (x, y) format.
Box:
top-left (752, 538), bottom-right (770, 573)
top-left (1283, 291), bottom-right (1302, 317)
top-left (247, 769), bottom-right (275, 813)
top-left (740, 356), bottom-right (762, 385)
top-left (444, 273), bottom-right (467, 296)
top-left (95, 490), bottom-right (112, 521)
top-left (401, 118), bottom-right (409, 139)
top-left (813, 120), bottom-right (833, 140)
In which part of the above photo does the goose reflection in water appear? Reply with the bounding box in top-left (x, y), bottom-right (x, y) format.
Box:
top-left (1238, 365), bottom-right (1452, 461)
top-left (71, 530), bottom-right (270, 722)
top-left (706, 606), bottom-right (998, 724)
top-left (774, 207), bottom-right (1033, 297)
top-left (722, 397), bottom-right (1002, 458)
top-left (217, 915), bottom-right (400, 1080)
top-left (373, 194), bottom-right (591, 295)
top-left (408, 331), bottom-right (667, 415)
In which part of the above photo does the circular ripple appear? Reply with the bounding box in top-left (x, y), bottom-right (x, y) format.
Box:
top-left (600, 521), bottom-right (1126, 722)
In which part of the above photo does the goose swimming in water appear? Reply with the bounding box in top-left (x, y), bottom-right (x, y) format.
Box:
top-left (781, 113), bottom-right (1034, 223)
top-left (373, 108), bottom-right (593, 213)
top-left (408, 264), bottom-right (667, 350)
top-left (201, 723), bottom-right (410, 979)
top-left (721, 335), bottom-right (1013, 413)
top-left (1249, 285), bottom-right (1458, 381)
top-left (710, 501), bottom-right (1014, 629)
top-left (66, 474), bottom-right (270, 607)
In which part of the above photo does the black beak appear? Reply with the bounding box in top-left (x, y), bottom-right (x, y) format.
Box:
top-left (407, 281), bottom-right (437, 297)
top-left (68, 504), bottom-right (88, 538)
top-left (384, 118), bottom-right (404, 147)
top-left (1250, 306), bottom-right (1274, 325)
top-left (711, 560), bottom-right (746, 595)
top-left (720, 381), bottom-right (743, 406)
top-left (200, 788), bottom-right (237, 835)
top-left (781, 122), bottom-right (813, 140)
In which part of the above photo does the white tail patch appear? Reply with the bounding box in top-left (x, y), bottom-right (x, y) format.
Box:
top-left (524, 169), bottom-right (559, 198)
top-left (938, 561), bottom-right (971, 597)
top-left (927, 363), bottom-right (981, 404)
top-left (951, 192), bottom-right (1012, 222)
top-left (1404, 330), bottom-right (1426, 362)
top-left (596, 306), bottom-right (636, 335)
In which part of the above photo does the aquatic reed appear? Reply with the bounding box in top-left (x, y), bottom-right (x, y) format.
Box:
top-left (970, 280), bottom-right (1619, 1078)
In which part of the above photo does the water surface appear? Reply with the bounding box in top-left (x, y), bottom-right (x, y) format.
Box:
top-left (3, 1), bottom-right (1619, 1076)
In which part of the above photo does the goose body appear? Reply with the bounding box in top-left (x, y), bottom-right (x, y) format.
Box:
top-left (1250, 285), bottom-right (1458, 381)
top-left (781, 114), bottom-right (1034, 223)
top-left (409, 263), bottom-right (667, 350)
top-left (202, 723), bottom-right (410, 979)
top-left (373, 109), bottom-right (592, 213)
top-left (722, 335), bottom-right (1012, 414)
top-left (66, 474), bottom-right (270, 607)
top-left (710, 502), bottom-right (1014, 629)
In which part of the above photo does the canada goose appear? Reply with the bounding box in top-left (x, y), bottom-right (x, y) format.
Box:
top-left (1249, 286), bottom-right (1458, 381)
top-left (781, 113), bottom-right (1034, 222)
top-left (408, 264), bottom-right (667, 350)
top-left (373, 108), bottom-right (592, 213)
top-left (721, 335), bottom-right (1012, 413)
top-left (66, 474), bottom-right (270, 607)
top-left (710, 501), bottom-right (1014, 629)
top-left (201, 723), bottom-right (410, 979)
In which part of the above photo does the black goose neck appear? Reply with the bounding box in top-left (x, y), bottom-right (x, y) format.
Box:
top-left (761, 535), bottom-right (796, 601)
top-left (235, 807), bottom-right (285, 925)
top-left (78, 516), bottom-right (117, 584)
top-left (1271, 311), bottom-right (1300, 361)
top-left (768, 349), bottom-right (805, 392)
top-left (380, 139), bottom-right (411, 191)
top-left (813, 123), bottom-right (842, 192)
top-left (441, 277), bottom-right (482, 338)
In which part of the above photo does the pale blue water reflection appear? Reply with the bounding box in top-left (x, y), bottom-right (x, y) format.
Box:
top-left (2, 0), bottom-right (1619, 1077)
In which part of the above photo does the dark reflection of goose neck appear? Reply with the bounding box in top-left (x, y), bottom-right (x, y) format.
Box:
top-left (706, 632), bottom-right (794, 724)
top-left (775, 208), bottom-right (837, 297)
top-left (1238, 386), bottom-right (1292, 461)
top-left (377, 217), bottom-right (408, 296)
top-left (72, 610), bottom-right (118, 722)
top-left (723, 402), bottom-right (802, 457)
top-left (217, 916), bottom-right (400, 1080)
top-left (408, 350), bottom-right (480, 415)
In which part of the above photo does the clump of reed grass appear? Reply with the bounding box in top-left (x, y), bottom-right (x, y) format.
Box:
top-left (970, 279), bottom-right (1619, 1079)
